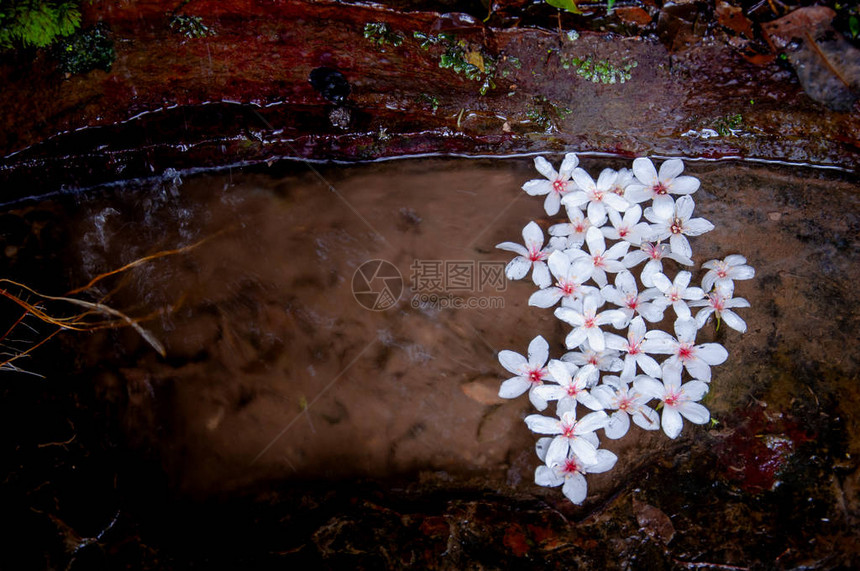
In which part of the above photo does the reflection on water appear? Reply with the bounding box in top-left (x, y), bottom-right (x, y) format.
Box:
top-left (2, 157), bottom-right (858, 500)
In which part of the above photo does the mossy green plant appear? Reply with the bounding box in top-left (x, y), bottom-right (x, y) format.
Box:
top-left (0, 0), bottom-right (81, 50)
top-left (714, 113), bottom-right (744, 136)
top-left (413, 31), bottom-right (503, 96)
top-left (559, 53), bottom-right (637, 84)
top-left (363, 22), bottom-right (403, 47)
top-left (53, 23), bottom-right (114, 75)
top-left (169, 14), bottom-right (214, 39)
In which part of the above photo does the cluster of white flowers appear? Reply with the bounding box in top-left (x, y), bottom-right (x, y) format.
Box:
top-left (497, 154), bottom-right (755, 505)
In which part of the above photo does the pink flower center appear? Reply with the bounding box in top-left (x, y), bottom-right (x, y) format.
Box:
top-left (562, 458), bottom-right (581, 475)
top-left (664, 391), bottom-right (681, 407)
top-left (626, 295), bottom-right (639, 309)
top-left (528, 247), bottom-right (546, 262)
top-left (619, 227), bottom-right (629, 237)
top-left (528, 368), bottom-right (545, 385)
top-left (587, 355), bottom-right (599, 366)
top-left (654, 182), bottom-right (669, 195)
top-left (670, 218), bottom-right (684, 234)
top-left (716, 263), bottom-right (729, 278)
top-left (710, 294), bottom-right (725, 311)
top-left (593, 254), bottom-right (605, 268)
top-left (574, 221), bottom-right (588, 233)
top-left (553, 179), bottom-right (566, 194)
top-left (560, 280), bottom-right (577, 296)
top-left (592, 189), bottom-right (604, 201)
top-left (677, 344), bottom-right (695, 361)
top-left (566, 384), bottom-right (580, 397)
top-left (668, 290), bottom-right (680, 302)
top-left (584, 316), bottom-right (596, 329)
top-left (618, 397), bottom-right (632, 411)
top-left (645, 243), bottom-right (662, 260)
top-left (628, 341), bottom-right (641, 355)
top-left (562, 424), bottom-right (576, 439)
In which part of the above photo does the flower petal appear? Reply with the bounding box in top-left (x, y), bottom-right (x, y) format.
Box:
top-left (524, 414), bottom-right (561, 435)
top-left (661, 407), bottom-right (684, 439)
top-left (498, 349), bottom-right (527, 374)
top-left (697, 342), bottom-right (728, 365)
top-left (535, 465), bottom-right (563, 487)
top-left (529, 287), bottom-right (563, 308)
top-left (532, 261), bottom-right (552, 288)
top-left (658, 158), bottom-right (684, 181)
top-left (534, 156), bottom-right (557, 179)
top-left (604, 410), bottom-right (630, 439)
top-left (561, 472), bottom-right (588, 505)
top-left (528, 335), bottom-right (550, 367)
top-left (505, 257), bottom-right (531, 280)
top-left (499, 376), bottom-right (531, 398)
top-left (678, 401), bottom-right (710, 425)
top-left (632, 157), bottom-right (658, 185)
top-left (523, 179), bottom-right (552, 196)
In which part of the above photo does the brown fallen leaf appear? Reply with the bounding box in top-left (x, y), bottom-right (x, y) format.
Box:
top-left (762, 7), bottom-right (860, 111)
top-left (716, 1), bottom-right (755, 39)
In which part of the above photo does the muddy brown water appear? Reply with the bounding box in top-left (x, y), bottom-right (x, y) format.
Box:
top-left (1, 156), bottom-right (859, 566)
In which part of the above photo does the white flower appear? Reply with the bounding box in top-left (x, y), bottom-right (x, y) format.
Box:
top-left (690, 290), bottom-right (751, 333)
top-left (528, 250), bottom-right (596, 309)
top-left (600, 269), bottom-right (664, 326)
top-left (522, 153), bottom-right (579, 216)
top-left (548, 205), bottom-right (591, 250)
top-left (603, 316), bottom-right (663, 382)
top-left (701, 255), bottom-right (755, 293)
top-left (622, 241), bottom-right (693, 287)
top-left (498, 335), bottom-right (552, 411)
top-left (591, 376), bottom-right (661, 438)
top-left (608, 167), bottom-right (634, 196)
top-left (602, 204), bottom-right (650, 246)
top-left (534, 447), bottom-right (617, 505)
top-left (534, 362), bottom-right (603, 415)
top-left (496, 221), bottom-right (553, 288)
top-left (634, 366), bottom-right (710, 439)
top-left (625, 157), bottom-right (701, 213)
top-left (648, 271), bottom-right (705, 319)
top-left (561, 340), bottom-right (624, 375)
top-left (643, 317), bottom-right (728, 382)
top-left (568, 226), bottom-right (630, 288)
top-left (562, 167), bottom-right (630, 225)
top-left (555, 293), bottom-right (627, 352)
top-left (525, 409), bottom-right (609, 466)
top-left (644, 194), bottom-right (714, 259)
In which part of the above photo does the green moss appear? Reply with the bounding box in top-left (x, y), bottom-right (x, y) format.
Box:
top-left (363, 22), bottom-right (403, 47)
top-left (559, 54), bottom-right (637, 84)
top-left (413, 31), bottom-right (509, 96)
top-left (53, 23), bottom-right (114, 75)
top-left (416, 93), bottom-right (440, 112)
top-left (169, 14), bottom-right (214, 39)
top-left (0, 0), bottom-right (81, 50)
top-left (714, 113), bottom-right (744, 136)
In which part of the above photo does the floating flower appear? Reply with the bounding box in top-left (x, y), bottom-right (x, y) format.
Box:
top-left (648, 271), bottom-right (705, 319)
top-left (622, 241), bottom-right (693, 287)
top-left (525, 409), bottom-right (609, 466)
top-left (534, 446), bottom-right (618, 505)
top-left (555, 292), bottom-right (627, 352)
top-left (634, 366), bottom-right (710, 439)
top-left (643, 317), bottom-right (728, 382)
top-left (522, 153), bottom-right (579, 216)
top-left (562, 167), bottom-right (630, 225)
top-left (528, 250), bottom-right (596, 309)
top-left (602, 204), bottom-right (650, 246)
top-left (533, 362), bottom-right (603, 415)
top-left (625, 157), bottom-right (701, 213)
top-left (644, 194), bottom-right (714, 259)
top-left (603, 316), bottom-right (663, 382)
top-left (600, 269), bottom-right (664, 326)
top-left (591, 376), bottom-right (661, 438)
top-left (608, 167), bottom-right (634, 196)
top-left (496, 221), bottom-right (553, 288)
top-left (690, 290), bottom-right (751, 333)
top-left (498, 335), bottom-right (553, 410)
top-left (568, 226), bottom-right (630, 288)
top-left (548, 205), bottom-right (591, 250)
top-left (701, 255), bottom-right (756, 293)
top-left (561, 340), bottom-right (624, 375)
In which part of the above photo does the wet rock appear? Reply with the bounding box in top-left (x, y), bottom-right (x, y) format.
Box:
top-left (308, 67), bottom-right (351, 104)
top-left (763, 7), bottom-right (860, 111)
